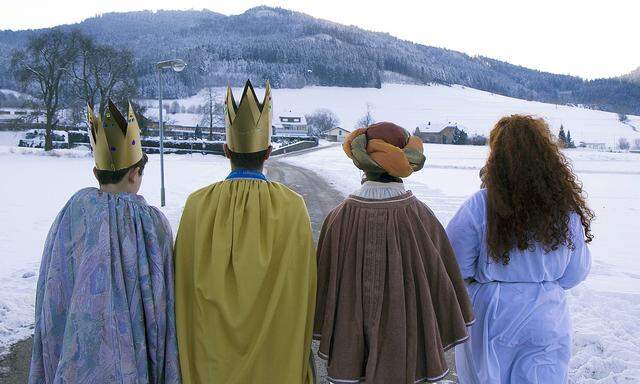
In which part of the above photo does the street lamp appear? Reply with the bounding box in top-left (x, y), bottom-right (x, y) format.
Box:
top-left (156, 59), bottom-right (186, 207)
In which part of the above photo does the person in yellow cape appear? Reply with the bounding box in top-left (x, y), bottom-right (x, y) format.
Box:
top-left (174, 80), bottom-right (317, 384)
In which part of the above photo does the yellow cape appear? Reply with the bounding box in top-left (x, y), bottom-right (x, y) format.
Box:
top-left (175, 179), bottom-right (316, 384)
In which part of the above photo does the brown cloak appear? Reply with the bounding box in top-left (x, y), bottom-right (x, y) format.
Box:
top-left (314, 192), bottom-right (475, 384)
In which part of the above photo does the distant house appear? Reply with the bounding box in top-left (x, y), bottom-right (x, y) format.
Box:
top-left (321, 127), bottom-right (351, 142)
top-left (273, 112), bottom-right (309, 137)
top-left (414, 124), bottom-right (460, 144)
top-left (0, 108), bottom-right (40, 123)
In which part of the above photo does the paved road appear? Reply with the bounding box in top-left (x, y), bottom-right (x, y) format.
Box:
top-left (267, 160), bottom-right (344, 243)
top-left (267, 159), bottom-right (344, 383)
top-left (0, 338), bottom-right (32, 383)
top-left (0, 154), bottom-right (457, 383)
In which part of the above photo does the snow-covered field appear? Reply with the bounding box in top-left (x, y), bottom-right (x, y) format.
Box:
top-left (142, 83), bottom-right (640, 146)
top-left (0, 131), bottom-right (22, 147)
top-left (283, 144), bottom-right (640, 384)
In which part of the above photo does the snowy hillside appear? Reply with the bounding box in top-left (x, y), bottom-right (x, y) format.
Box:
top-left (143, 83), bottom-right (640, 147)
top-left (3, 7), bottom-right (639, 115)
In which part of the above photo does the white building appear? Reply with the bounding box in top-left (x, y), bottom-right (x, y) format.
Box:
top-left (322, 127), bottom-right (351, 142)
top-left (0, 108), bottom-right (39, 122)
top-left (273, 111), bottom-right (309, 137)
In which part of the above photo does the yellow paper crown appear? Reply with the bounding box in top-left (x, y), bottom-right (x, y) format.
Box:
top-left (87, 100), bottom-right (143, 171)
top-left (225, 80), bottom-right (272, 153)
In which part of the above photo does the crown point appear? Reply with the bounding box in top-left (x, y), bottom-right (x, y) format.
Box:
top-left (226, 79), bottom-right (272, 153)
top-left (88, 101), bottom-right (143, 171)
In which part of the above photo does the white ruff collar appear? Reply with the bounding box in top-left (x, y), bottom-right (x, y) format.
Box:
top-left (353, 181), bottom-right (407, 200)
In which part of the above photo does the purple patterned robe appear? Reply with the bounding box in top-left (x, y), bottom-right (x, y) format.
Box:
top-left (28, 188), bottom-right (181, 384)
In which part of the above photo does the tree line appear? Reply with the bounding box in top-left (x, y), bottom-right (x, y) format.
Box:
top-left (10, 29), bottom-right (140, 151)
top-left (3, 8), bottom-right (639, 115)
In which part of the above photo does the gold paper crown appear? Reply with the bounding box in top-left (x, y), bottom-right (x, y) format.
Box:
top-left (87, 100), bottom-right (143, 171)
top-left (225, 80), bottom-right (272, 153)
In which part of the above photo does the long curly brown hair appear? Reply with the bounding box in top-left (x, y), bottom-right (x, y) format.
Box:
top-left (481, 115), bottom-right (594, 264)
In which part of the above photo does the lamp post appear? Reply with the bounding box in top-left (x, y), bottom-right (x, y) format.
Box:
top-left (156, 59), bottom-right (186, 207)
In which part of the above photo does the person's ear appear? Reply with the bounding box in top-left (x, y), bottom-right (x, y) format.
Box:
top-left (264, 146), bottom-right (273, 161)
top-left (127, 167), bottom-right (140, 184)
top-left (223, 144), bottom-right (232, 159)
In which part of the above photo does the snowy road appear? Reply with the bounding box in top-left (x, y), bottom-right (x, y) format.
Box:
top-left (267, 160), bottom-right (340, 384)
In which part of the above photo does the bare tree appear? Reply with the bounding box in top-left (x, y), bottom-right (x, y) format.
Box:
top-left (92, 46), bottom-right (136, 117)
top-left (305, 108), bottom-right (340, 136)
top-left (68, 32), bottom-right (136, 117)
top-left (67, 32), bottom-right (98, 111)
top-left (170, 101), bottom-right (180, 114)
top-left (618, 137), bottom-right (630, 150)
top-left (355, 103), bottom-right (375, 129)
top-left (200, 87), bottom-right (225, 140)
top-left (11, 29), bottom-right (78, 150)
top-left (469, 134), bottom-right (488, 146)
top-left (618, 113), bottom-right (629, 123)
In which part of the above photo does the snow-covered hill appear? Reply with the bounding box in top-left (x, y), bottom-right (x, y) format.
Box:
top-left (143, 83), bottom-right (640, 147)
top-left (3, 7), bottom-right (639, 115)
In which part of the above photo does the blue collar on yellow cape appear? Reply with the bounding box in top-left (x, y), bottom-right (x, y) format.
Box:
top-left (226, 169), bottom-right (268, 181)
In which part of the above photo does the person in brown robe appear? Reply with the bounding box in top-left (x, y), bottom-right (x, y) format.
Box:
top-left (314, 122), bottom-right (475, 384)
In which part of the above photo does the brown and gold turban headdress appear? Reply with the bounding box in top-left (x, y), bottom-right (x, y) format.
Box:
top-left (343, 121), bottom-right (426, 181)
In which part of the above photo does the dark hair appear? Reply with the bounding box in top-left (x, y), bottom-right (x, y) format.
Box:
top-left (95, 153), bottom-right (148, 185)
top-left (481, 115), bottom-right (594, 265)
top-left (228, 148), bottom-right (269, 169)
top-left (363, 173), bottom-right (403, 184)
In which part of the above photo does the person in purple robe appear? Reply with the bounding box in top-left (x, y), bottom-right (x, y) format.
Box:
top-left (28, 102), bottom-right (180, 383)
top-left (446, 115), bottom-right (594, 383)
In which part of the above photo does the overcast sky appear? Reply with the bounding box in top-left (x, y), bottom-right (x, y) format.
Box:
top-left (1, 0), bottom-right (638, 79)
